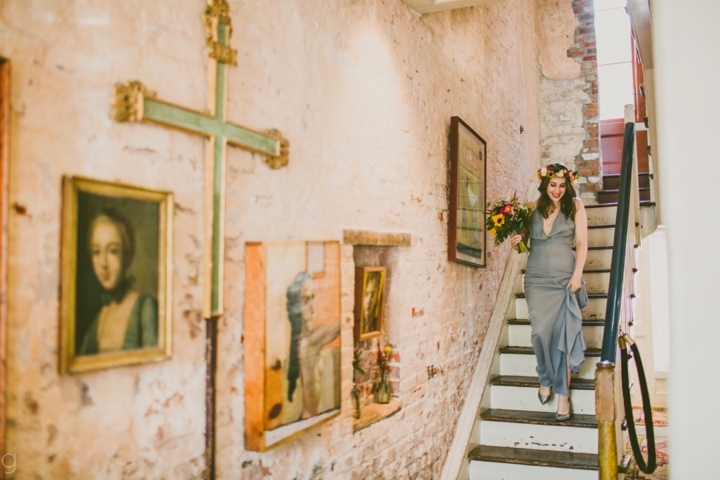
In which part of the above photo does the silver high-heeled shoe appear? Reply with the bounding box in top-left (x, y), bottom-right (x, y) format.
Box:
top-left (556, 398), bottom-right (571, 421)
top-left (538, 390), bottom-right (551, 405)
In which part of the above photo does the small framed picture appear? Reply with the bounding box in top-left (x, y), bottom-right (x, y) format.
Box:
top-left (448, 116), bottom-right (487, 268)
top-left (354, 267), bottom-right (386, 342)
top-left (60, 176), bottom-right (173, 374)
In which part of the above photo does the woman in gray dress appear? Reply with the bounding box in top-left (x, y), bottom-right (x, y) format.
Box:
top-left (511, 163), bottom-right (588, 421)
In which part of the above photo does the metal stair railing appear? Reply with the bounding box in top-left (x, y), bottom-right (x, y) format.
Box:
top-left (595, 104), bottom-right (656, 478)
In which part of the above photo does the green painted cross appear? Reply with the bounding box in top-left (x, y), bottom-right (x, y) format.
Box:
top-left (113, 0), bottom-right (288, 318)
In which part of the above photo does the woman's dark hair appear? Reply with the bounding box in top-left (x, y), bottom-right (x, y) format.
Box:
top-left (537, 163), bottom-right (578, 220)
top-left (88, 205), bottom-right (136, 273)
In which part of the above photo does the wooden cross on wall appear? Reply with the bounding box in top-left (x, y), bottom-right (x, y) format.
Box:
top-left (112, 0), bottom-right (289, 318)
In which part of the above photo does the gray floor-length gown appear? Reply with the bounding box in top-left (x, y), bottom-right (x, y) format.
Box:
top-left (524, 208), bottom-right (586, 396)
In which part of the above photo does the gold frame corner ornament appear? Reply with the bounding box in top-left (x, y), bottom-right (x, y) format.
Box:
top-left (262, 129), bottom-right (290, 169)
top-left (112, 81), bottom-right (155, 122)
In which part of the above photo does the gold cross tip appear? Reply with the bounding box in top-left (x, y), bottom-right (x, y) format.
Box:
top-left (204, 0), bottom-right (237, 65)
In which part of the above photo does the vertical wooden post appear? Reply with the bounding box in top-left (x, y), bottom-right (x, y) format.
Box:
top-left (0, 58), bottom-right (10, 475)
top-left (596, 361), bottom-right (618, 479)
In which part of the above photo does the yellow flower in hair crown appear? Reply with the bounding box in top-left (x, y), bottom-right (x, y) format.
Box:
top-left (537, 164), bottom-right (578, 182)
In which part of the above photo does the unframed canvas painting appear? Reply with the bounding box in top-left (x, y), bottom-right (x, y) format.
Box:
top-left (245, 241), bottom-right (341, 451)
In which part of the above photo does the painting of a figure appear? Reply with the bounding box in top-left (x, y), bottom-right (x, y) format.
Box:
top-left (244, 241), bottom-right (341, 451)
top-left (60, 177), bottom-right (173, 374)
top-left (354, 267), bottom-right (386, 341)
top-left (448, 116), bottom-right (487, 267)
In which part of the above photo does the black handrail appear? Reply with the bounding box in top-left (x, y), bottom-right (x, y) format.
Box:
top-left (599, 121), bottom-right (636, 363)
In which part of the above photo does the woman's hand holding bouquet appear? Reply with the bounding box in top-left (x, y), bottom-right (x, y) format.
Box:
top-left (486, 193), bottom-right (532, 253)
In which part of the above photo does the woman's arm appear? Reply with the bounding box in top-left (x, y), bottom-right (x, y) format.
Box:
top-left (568, 199), bottom-right (588, 292)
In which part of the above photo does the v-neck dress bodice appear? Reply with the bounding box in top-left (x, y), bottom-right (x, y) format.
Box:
top-left (523, 208), bottom-right (586, 396)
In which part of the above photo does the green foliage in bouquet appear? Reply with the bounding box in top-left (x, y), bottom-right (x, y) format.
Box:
top-left (485, 194), bottom-right (533, 253)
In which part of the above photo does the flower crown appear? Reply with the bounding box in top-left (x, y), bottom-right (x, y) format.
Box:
top-left (536, 164), bottom-right (578, 182)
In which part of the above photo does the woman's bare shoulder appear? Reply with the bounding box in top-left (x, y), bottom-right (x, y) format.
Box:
top-left (573, 198), bottom-right (586, 210)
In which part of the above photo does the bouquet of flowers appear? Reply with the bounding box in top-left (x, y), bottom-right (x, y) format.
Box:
top-left (485, 193), bottom-right (533, 253)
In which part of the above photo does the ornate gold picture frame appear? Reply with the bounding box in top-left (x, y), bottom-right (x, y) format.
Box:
top-left (354, 266), bottom-right (386, 342)
top-left (60, 176), bottom-right (173, 374)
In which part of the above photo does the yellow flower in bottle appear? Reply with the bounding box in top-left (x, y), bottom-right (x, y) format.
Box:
top-left (492, 214), bottom-right (505, 227)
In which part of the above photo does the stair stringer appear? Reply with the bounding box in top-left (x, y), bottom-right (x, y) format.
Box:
top-left (440, 249), bottom-right (527, 480)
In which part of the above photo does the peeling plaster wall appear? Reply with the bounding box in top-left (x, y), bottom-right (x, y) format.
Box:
top-left (536, 0), bottom-right (599, 201)
top-left (0, 0), bottom-right (542, 478)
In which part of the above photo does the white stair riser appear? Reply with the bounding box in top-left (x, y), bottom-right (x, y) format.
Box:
top-left (469, 461), bottom-right (597, 480)
top-left (480, 421), bottom-right (598, 454)
top-left (588, 226), bottom-right (616, 245)
top-left (491, 386), bottom-right (595, 414)
top-left (508, 324), bottom-right (604, 349)
top-left (586, 248), bottom-right (612, 269)
top-left (586, 205), bottom-right (617, 225)
top-left (515, 297), bottom-right (607, 321)
top-left (583, 271), bottom-right (610, 294)
top-left (500, 354), bottom-right (597, 380)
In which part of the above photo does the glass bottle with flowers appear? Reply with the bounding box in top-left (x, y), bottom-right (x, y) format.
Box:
top-left (376, 344), bottom-right (392, 404)
top-left (352, 347), bottom-right (365, 419)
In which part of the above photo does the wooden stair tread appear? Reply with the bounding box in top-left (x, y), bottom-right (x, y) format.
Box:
top-left (516, 292), bottom-right (606, 299)
top-left (588, 200), bottom-right (656, 208)
top-left (490, 375), bottom-right (595, 390)
top-left (599, 187), bottom-right (650, 193)
top-left (575, 244), bottom-right (613, 250)
top-left (500, 346), bottom-right (600, 357)
top-left (521, 268), bottom-right (611, 274)
top-left (480, 408), bottom-right (598, 428)
top-left (468, 445), bottom-right (598, 470)
top-left (508, 318), bottom-right (605, 326)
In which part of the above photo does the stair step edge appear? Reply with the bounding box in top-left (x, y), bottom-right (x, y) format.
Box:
top-left (479, 408), bottom-right (598, 428)
top-left (490, 375), bottom-right (595, 390)
top-left (468, 445), bottom-right (598, 470)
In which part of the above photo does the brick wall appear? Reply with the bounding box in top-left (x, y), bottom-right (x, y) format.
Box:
top-left (1, 0), bottom-right (542, 478)
top-left (572, 0), bottom-right (602, 197)
top-left (537, 0), bottom-right (600, 202)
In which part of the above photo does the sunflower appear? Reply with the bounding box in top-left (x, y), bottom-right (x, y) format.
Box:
top-left (492, 214), bottom-right (505, 227)
top-left (547, 169), bottom-right (555, 178)
top-left (489, 227), bottom-right (497, 237)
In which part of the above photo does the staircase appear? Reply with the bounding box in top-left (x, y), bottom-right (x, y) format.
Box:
top-left (466, 202), bottom-right (623, 479)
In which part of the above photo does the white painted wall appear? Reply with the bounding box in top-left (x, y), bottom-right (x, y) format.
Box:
top-left (651, 0), bottom-right (720, 475)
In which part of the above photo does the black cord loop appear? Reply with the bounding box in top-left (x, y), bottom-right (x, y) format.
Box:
top-left (620, 334), bottom-right (657, 474)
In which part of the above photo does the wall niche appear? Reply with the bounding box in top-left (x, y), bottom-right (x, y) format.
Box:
top-left (343, 230), bottom-right (410, 431)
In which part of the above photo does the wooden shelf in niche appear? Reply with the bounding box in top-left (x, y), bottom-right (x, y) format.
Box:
top-left (343, 229), bottom-right (412, 247)
top-left (352, 400), bottom-right (402, 432)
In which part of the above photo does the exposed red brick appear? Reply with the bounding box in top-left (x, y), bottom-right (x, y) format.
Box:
top-left (583, 55), bottom-right (597, 62)
top-left (569, 50), bottom-right (585, 57)
top-left (584, 109), bottom-right (598, 117)
top-left (579, 27), bottom-right (593, 34)
top-left (585, 183), bottom-right (601, 192)
top-left (589, 131), bottom-right (599, 138)
top-left (587, 124), bottom-right (599, 131)
top-left (586, 103), bottom-right (598, 110)
top-left (585, 161), bottom-right (600, 168)
top-left (585, 139), bottom-right (599, 147)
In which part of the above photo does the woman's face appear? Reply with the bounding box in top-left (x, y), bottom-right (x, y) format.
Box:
top-left (547, 177), bottom-right (567, 204)
top-left (91, 220), bottom-right (124, 291)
